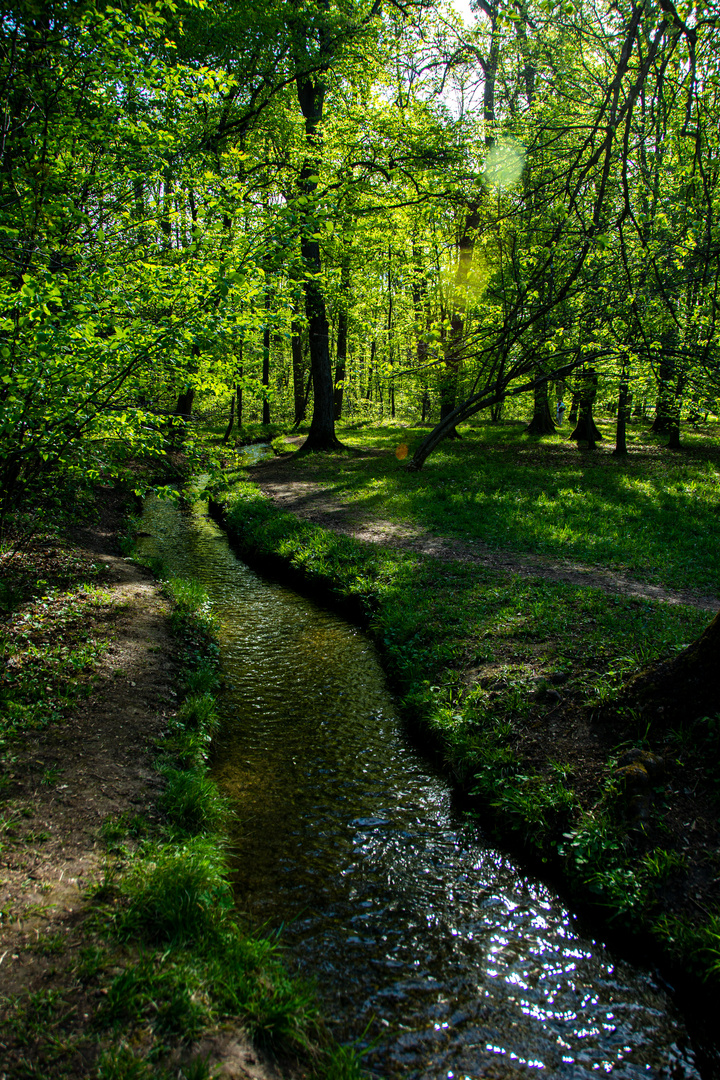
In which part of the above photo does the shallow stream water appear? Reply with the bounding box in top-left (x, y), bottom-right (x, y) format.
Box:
top-left (138, 490), bottom-right (704, 1079)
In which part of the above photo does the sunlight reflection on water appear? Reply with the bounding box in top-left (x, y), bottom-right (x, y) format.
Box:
top-left (138, 492), bottom-right (701, 1079)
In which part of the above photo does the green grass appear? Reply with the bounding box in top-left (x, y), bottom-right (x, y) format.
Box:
top-left (288, 419), bottom-right (720, 595)
top-left (223, 478), bottom-right (708, 696)
top-left (0, 583), bottom-right (113, 753)
top-left (217, 468), bottom-right (719, 982)
top-left (1, 557), bottom-right (367, 1078)
top-left (160, 766), bottom-right (229, 835)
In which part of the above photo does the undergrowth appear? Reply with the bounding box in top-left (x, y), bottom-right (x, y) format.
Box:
top-left (218, 474), bottom-right (720, 988)
top-left (80, 573), bottom-right (368, 1077)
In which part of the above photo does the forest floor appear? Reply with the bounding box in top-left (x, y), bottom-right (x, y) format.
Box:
top-left (208, 431), bottom-right (720, 1061)
top-left (0, 495), bottom-right (292, 1079)
top-left (252, 449), bottom-right (718, 613)
top-left (245, 452), bottom-right (720, 899)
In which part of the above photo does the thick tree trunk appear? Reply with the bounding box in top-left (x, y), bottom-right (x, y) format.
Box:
top-left (570, 368), bottom-right (602, 447)
top-left (667, 376), bottom-right (683, 449)
top-left (568, 390), bottom-right (581, 424)
top-left (667, 414), bottom-right (681, 449)
top-left (175, 386), bottom-right (195, 419)
top-left (525, 376), bottom-right (556, 435)
top-left (613, 611), bottom-right (720, 727)
top-left (295, 72), bottom-right (343, 453)
top-left (652, 351), bottom-right (675, 433)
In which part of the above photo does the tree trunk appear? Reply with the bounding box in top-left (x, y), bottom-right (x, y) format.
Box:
top-left (262, 307), bottom-right (271, 426)
top-left (613, 611), bottom-right (720, 728)
top-left (365, 341), bottom-right (375, 400)
top-left (441, 205), bottom-right (479, 438)
top-left (295, 72), bottom-right (343, 453)
top-left (161, 166), bottom-right (173, 248)
top-left (667, 376), bottom-right (683, 450)
top-left (175, 386), bottom-right (195, 419)
top-left (222, 393), bottom-right (235, 443)
top-left (421, 387), bottom-right (430, 422)
top-left (652, 351), bottom-right (675, 433)
top-left (406, 362), bottom-right (580, 471)
top-left (236, 354), bottom-right (243, 427)
top-left (568, 390), bottom-right (581, 424)
top-left (292, 322), bottom-right (306, 424)
top-left (570, 368), bottom-right (602, 447)
top-left (525, 376), bottom-right (556, 435)
top-left (333, 260), bottom-right (350, 421)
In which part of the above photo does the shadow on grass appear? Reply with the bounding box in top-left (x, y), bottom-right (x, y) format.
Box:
top-left (289, 421), bottom-right (720, 596)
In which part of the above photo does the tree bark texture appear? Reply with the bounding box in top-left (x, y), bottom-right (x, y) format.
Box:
top-left (295, 71), bottom-right (343, 452)
top-left (568, 390), bottom-right (581, 424)
top-left (613, 376), bottom-right (630, 455)
top-left (612, 611), bottom-right (720, 728)
top-left (652, 352), bottom-right (675, 433)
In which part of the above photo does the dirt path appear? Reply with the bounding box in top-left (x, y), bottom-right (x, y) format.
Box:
top-left (0, 555), bottom-right (173, 990)
top-left (254, 462), bottom-right (718, 613)
top-left (0, 529), bottom-right (286, 1079)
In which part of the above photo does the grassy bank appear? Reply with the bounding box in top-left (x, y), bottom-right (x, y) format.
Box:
top-left (208, 423), bottom-right (720, 997)
top-left (0, 495), bottom-right (365, 1079)
top-left (271, 418), bottom-right (720, 595)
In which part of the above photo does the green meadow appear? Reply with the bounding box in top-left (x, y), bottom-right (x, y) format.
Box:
top-left (276, 419), bottom-right (720, 594)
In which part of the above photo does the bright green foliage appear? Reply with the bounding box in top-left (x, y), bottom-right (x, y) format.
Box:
top-left (160, 765), bottom-right (229, 835)
top-left (3, 0), bottom-right (720, 512)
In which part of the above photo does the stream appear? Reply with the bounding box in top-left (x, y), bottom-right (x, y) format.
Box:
top-left (137, 487), bottom-right (705, 1079)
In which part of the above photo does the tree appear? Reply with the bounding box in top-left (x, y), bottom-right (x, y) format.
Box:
top-left (569, 368), bottom-right (603, 448)
top-left (405, 0), bottom-right (720, 468)
top-left (613, 611), bottom-right (720, 728)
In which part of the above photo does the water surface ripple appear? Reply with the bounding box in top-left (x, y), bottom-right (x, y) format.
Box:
top-left (139, 493), bottom-right (700, 1079)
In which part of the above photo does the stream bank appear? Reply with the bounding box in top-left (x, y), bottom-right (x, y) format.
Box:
top-left (209, 477), bottom-right (720, 1074)
top-left (0, 489), bottom-right (349, 1080)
